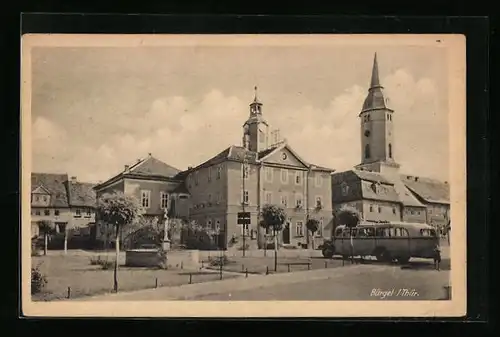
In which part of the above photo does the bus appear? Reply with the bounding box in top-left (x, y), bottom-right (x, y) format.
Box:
top-left (321, 221), bottom-right (439, 264)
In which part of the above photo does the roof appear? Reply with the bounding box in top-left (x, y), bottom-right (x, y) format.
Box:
top-left (67, 181), bottom-right (97, 207)
top-left (352, 169), bottom-right (393, 184)
top-left (31, 173), bottom-right (70, 207)
top-left (360, 53), bottom-right (391, 114)
top-left (332, 169), bottom-right (426, 207)
top-left (94, 154), bottom-right (181, 190)
top-left (400, 174), bottom-right (450, 204)
top-left (31, 173), bottom-right (97, 208)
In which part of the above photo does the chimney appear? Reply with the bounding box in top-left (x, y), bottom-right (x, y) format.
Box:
top-left (148, 152), bottom-right (152, 157)
top-left (124, 165), bottom-right (130, 172)
top-left (414, 177), bottom-right (419, 182)
top-left (71, 176), bottom-right (77, 183)
top-left (188, 166), bottom-right (193, 170)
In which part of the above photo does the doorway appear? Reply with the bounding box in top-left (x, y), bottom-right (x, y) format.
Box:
top-left (282, 222), bottom-right (291, 244)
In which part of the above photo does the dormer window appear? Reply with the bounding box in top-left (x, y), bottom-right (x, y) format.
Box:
top-left (341, 182), bottom-right (349, 196)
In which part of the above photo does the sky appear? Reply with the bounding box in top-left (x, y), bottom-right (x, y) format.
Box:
top-left (30, 37), bottom-right (450, 183)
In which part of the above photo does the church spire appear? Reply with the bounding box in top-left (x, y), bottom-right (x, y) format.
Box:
top-left (361, 52), bottom-right (388, 113)
top-left (249, 85), bottom-right (263, 115)
top-left (370, 52), bottom-right (383, 89)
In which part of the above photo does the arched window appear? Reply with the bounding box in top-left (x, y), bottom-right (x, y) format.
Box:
top-left (365, 144), bottom-right (371, 159)
top-left (388, 143), bottom-right (392, 158)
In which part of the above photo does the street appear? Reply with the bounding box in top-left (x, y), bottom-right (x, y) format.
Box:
top-left (189, 263), bottom-right (450, 301)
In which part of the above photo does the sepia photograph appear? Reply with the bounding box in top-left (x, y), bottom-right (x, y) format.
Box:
top-left (21, 34), bottom-right (466, 317)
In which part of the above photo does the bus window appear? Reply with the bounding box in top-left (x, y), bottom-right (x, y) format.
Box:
top-left (334, 228), bottom-right (343, 237)
top-left (420, 229), bottom-right (436, 237)
top-left (360, 227), bottom-right (375, 237)
top-left (384, 228), bottom-right (391, 237)
top-left (394, 227), bottom-right (409, 237)
top-left (342, 229), bottom-right (351, 238)
top-left (388, 227), bottom-right (395, 237)
top-left (375, 227), bottom-right (385, 237)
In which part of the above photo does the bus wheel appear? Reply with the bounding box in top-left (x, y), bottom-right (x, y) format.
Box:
top-left (375, 247), bottom-right (391, 262)
top-left (322, 247), bottom-right (334, 259)
top-left (396, 256), bottom-right (410, 264)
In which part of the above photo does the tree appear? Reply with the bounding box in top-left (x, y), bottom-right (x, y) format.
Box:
top-left (97, 192), bottom-right (143, 292)
top-left (335, 206), bottom-right (361, 263)
top-left (306, 218), bottom-right (320, 250)
top-left (37, 220), bottom-right (55, 256)
top-left (260, 204), bottom-right (287, 271)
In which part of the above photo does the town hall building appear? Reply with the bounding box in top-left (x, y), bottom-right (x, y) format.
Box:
top-left (331, 53), bottom-right (451, 230)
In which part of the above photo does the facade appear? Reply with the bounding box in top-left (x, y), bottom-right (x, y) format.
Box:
top-left (92, 154), bottom-right (190, 247)
top-left (331, 53), bottom-right (450, 229)
top-left (181, 87), bottom-right (335, 249)
top-left (30, 173), bottom-right (96, 238)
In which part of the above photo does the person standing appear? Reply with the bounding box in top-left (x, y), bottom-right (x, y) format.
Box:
top-left (433, 244), bottom-right (442, 271)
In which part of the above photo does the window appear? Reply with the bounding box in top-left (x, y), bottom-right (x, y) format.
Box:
top-left (265, 191), bottom-right (272, 204)
top-left (316, 196), bottom-right (322, 208)
top-left (160, 192), bottom-right (168, 209)
top-left (208, 167), bottom-right (212, 182)
top-left (281, 169), bottom-right (288, 184)
top-left (394, 228), bottom-right (409, 237)
top-left (429, 209), bottom-right (433, 214)
top-left (341, 182), bottom-right (349, 196)
top-left (216, 192), bottom-right (221, 203)
top-left (315, 174), bottom-right (323, 187)
top-left (369, 205), bottom-right (374, 212)
top-left (296, 221), bottom-right (304, 237)
top-left (265, 167), bottom-right (273, 182)
top-left (215, 220), bottom-right (221, 232)
top-left (242, 190), bottom-right (249, 204)
top-left (194, 171), bottom-right (199, 185)
top-left (44, 209), bottom-right (50, 216)
top-left (35, 210), bottom-right (40, 216)
top-left (378, 206), bottom-right (382, 213)
top-left (388, 144), bottom-right (392, 158)
top-left (43, 196), bottom-right (47, 202)
top-left (216, 166), bottom-right (222, 179)
top-left (85, 209), bottom-right (92, 217)
top-left (281, 194), bottom-right (288, 207)
top-left (207, 219), bottom-right (213, 229)
top-left (141, 190), bottom-right (151, 208)
top-left (57, 223), bottom-right (66, 233)
top-left (188, 176), bottom-right (192, 188)
top-left (295, 194), bottom-right (303, 208)
top-left (208, 194), bottom-right (212, 204)
top-left (295, 171), bottom-right (302, 185)
top-left (75, 209), bottom-right (82, 217)
top-left (410, 210), bottom-right (415, 215)
top-left (35, 195), bottom-right (39, 202)
top-left (55, 209), bottom-right (60, 216)
top-left (392, 207), bottom-right (396, 215)
top-left (241, 224), bottom-right (250, 236)
top-left (365, 144), bottom-right (371, 159)
top-left (316, 219), bottom-right (323, 237)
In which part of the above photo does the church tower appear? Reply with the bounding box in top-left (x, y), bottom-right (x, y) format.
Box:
top-left (242, 86), bottom-right (269, 152)
top-left (355, 53), bottom-right (400, 176)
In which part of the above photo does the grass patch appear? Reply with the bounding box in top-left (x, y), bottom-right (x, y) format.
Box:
top-left (31, 254), bottom-right (240, 301)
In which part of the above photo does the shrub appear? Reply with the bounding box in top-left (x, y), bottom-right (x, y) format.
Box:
top-left (208, 255), bottom-right (230, 267)
top-left (31, 265), bottom-right (47, 295)
top-left (237, 243), bottom-right (250, 251)
top-left (89, 256), bottom-right (114, 269)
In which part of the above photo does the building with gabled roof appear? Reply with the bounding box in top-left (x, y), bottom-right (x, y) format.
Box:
top-left (30, 173), bottom-right (97, 239)
top-left (331, 53), bottom-right (450, 229)
top-left (93, 153), bottom-right (190, 247)
top-left (180, 87), bottom-right (335, 249)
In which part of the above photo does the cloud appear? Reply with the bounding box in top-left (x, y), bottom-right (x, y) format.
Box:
top-left (32, 68), bottom-right (448, 183)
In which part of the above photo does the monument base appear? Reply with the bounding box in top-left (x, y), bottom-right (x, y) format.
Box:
top-left (162, 240), bottom-right (171, 251)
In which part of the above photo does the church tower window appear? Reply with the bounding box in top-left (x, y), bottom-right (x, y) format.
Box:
top-left (365, 144), bottom-right (371, 159)
top-left (388, 143), bottom-right (392, 158)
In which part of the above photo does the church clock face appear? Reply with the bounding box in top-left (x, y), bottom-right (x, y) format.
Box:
top-left (364, 130), bottom-right (371, 137)
top-left (282, 152), bottom-right (287, 160)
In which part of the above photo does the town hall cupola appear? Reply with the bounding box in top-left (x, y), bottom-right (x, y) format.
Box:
top-left (242, 86), bottom-right (269, 152)
top-left (355, 53), bottom-right (400, 176)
